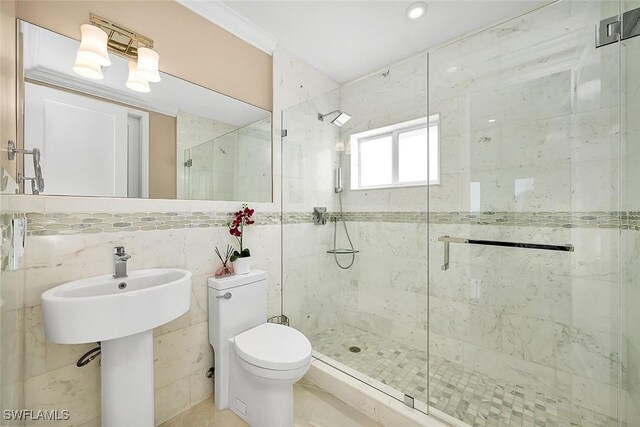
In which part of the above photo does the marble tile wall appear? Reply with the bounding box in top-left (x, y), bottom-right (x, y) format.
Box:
top-left (235, 117), bottom-right (272, 203)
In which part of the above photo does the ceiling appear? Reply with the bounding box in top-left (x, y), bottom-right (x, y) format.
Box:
top-left (223, 0), bottom-right (549, 83)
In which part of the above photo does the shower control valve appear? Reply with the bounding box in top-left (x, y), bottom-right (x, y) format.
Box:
top-left (313, 207), bottom-right (327, 225)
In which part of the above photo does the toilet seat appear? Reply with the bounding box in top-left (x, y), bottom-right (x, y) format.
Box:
top-left (234, 323), bottom-right (312, 371)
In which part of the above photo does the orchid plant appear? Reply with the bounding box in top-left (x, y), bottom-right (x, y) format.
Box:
top-left (229, 204), bottom-right (255, 262)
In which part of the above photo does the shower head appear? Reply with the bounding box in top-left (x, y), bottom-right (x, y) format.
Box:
top-left (318, 110), bottom-right (352, 127)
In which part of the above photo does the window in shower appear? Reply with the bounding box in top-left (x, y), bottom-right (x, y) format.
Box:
top-left (350, 115), bottom-right (439, 189)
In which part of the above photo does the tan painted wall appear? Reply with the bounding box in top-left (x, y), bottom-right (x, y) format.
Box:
top-left (16, 0), bottom-right (273, 111)
top-left (149, 112), bottom-right (177, 199)
top-left (1, 0), bottom-right (17, 182)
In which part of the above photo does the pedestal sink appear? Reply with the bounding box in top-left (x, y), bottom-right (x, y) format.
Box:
top-left (41, 268), bottom-right (192, 427)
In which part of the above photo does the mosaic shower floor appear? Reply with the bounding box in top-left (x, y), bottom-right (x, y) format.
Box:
top-left (310, 326), bottom-right (622, 427)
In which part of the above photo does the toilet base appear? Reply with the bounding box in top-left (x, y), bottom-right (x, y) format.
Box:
top-left (227, 354), bottom-right (295, 427)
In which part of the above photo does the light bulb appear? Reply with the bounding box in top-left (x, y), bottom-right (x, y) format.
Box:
top-left (135, 47), bottom-right (161, 82)
top-left (406, 2), bottom-right (428, 20)
top-left (76, 24), bottom-right (110, 67)
top-left (72, 52), bottom-right (104, 80)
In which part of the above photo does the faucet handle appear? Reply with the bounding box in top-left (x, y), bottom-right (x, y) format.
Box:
top-left (114, 246), bottom-right (126, 256)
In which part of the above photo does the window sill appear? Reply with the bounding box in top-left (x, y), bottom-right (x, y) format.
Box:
top-left (350, 182), bottom-right (440, 191)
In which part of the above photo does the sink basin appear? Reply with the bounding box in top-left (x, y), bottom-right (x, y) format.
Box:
top-left (41, 268), bottom-right (192, 427)
top-left (41, 268), bottom-right (192, 344)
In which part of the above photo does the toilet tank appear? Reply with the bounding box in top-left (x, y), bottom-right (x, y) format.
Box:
top-left (208, 270), bottom-right (268, 348)
top-left (208, 270), bottom-right (267, 410)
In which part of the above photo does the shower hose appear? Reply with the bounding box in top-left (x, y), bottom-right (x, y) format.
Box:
top-left (333, 191), bottom-right (356, 270)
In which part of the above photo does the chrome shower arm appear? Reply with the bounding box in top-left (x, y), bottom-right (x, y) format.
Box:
top-left (317, 110), bottom-right (341, 121)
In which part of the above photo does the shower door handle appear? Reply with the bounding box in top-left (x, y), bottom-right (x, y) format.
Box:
top-left (441, 236), bottom-right (450, 270)
top-left (438, 235), bottom-right (574, 271)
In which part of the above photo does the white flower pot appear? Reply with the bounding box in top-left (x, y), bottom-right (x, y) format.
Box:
top-left (232, 257), bottom-right (251, 275)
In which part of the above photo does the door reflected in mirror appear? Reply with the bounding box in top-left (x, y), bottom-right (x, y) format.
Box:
top-left (19, 20), bottom-right (272, 202)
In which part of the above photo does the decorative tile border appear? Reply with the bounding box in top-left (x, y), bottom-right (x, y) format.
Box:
top-left (429, 211), bottom-right (640, 230)
top-left (290, 210), bottom-right (640, 230)
top-left (13, 212), bottom-right (281, 236)
top-left (2, 210), bottom-right (639, 237)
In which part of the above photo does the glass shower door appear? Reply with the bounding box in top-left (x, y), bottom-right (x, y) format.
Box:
top-left (184, 140), bottom-right (214, 200)
top-left (428, 1), bottom-right (623, 425)
top-left (281, 79), bottom-right (430, 412)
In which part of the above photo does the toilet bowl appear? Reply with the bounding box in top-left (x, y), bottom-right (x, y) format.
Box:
top-left (208, 270), bottom-right (312, 427)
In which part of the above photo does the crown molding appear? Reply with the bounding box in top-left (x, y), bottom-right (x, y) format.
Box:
top-left (176, 0), bottom-right (278, 55)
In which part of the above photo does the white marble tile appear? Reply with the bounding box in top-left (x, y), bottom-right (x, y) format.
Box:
top-left (189, 367), bottom-right (213, 407)
top-left (154, 376), bottom-right (191, 425)
top-left (571, 374), bottom-right (619, 419)
top-left (1, 308), bottom-right (25, 386)
top-left (24, 362), bottom-right (101, 426)
top-left (462, 343), bottom-right (572, 398)
top-left (501, 313), bottom-right (556, 365)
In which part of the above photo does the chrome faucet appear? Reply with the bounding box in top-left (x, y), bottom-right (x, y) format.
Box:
top-left (113, 246), bottom-right (131, 279)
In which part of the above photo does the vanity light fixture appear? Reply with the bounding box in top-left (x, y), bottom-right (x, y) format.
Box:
top-left (73, 14), bottom-right (160, 92)
top-left (407, 2), bottom-right (428, 20)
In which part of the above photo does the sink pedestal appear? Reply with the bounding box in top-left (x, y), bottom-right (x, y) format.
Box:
top-left (101, 330), bottom-right (154, 427)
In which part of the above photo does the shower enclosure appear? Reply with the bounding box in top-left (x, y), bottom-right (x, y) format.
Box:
top-left (282, 1), bottom-right (639, 426)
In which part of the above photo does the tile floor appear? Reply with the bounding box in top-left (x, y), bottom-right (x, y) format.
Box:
top-left (159, 379), bottom-right (383, 427)
top-left (310, 326), bottom-right (623, 427)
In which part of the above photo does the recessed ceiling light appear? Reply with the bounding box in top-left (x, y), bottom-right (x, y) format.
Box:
top-left (407, 2), bottom-right (428, 20)
top-left (488, 119), bottom-right (496, 123)
top-left (447, 66), bottom-right (458, 73)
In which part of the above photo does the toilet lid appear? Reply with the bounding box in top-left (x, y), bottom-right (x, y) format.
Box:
top-left (234, 323), bottom-right (312, 371)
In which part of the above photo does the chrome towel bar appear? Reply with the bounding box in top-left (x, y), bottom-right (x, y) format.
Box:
top-left (438, 235), bottom-right (574, 271)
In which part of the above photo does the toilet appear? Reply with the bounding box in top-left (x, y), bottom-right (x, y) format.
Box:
top-left (208, 270), bottom-right (312, 426)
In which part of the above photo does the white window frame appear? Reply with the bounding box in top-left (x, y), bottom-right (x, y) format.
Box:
top-left (350, 115), bottom-right (440, 190)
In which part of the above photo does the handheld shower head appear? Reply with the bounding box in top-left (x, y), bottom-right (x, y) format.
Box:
top-left (318, 110), bottom-right (352, 127)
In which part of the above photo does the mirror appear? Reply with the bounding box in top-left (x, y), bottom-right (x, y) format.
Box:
top-left (18, 20), bottom-right (272, 202)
